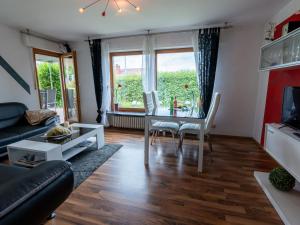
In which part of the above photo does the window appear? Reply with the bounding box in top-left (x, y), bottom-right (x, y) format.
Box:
top-left (110, 51), bottom-right (144, 112)
top-left (156, 48), bottom-right (199, 107)
top-left (109, 48), bottom-right (199, 112)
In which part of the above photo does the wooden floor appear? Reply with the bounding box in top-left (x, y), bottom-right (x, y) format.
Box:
top-left (46, 129), bottom-right (282, 225)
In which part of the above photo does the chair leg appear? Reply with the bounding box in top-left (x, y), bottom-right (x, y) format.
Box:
top-left (177, 134), bottom-right (181, 150)
top-left (155, 130), bottom-right (159, 142)
top-left (171, 132), bottom-right (176, 145)
top-left (178, 133), bottom-right (184, 150)
top-left (171, 132), bottom-right (178, 155)
top-left (151, 130), bottom-right (156, 145)
top-left (207, 134), bottom-right (213, 152)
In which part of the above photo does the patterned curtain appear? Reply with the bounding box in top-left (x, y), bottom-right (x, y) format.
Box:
top-left (89, 39), bottom-right (103, 123)
top-left (197, 28), bottom-right (220, 116)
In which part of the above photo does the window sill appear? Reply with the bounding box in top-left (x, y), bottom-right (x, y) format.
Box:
top-left (114, 107), bottom-right (145, 113)
top-left (107, 111), bottom-right (145, 117)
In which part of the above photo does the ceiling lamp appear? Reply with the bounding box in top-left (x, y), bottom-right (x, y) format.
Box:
top-left (79, 0), bottom-right (141, 16)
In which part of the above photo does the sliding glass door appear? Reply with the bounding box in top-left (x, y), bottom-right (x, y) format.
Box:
top-left (33, 49), bottom-right (81, 123)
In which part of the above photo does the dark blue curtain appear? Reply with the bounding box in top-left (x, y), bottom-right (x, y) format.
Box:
top-left (197, 28), bottom-right (220, 116)
top-left (89, 39), bottom-right (103, 123)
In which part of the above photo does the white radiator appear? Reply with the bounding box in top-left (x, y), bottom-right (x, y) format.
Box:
top-left (108, 114), bottom-right (145, 129)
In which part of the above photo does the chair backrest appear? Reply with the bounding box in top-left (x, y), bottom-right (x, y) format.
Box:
top-left (47, 89), bottom-right (56, 108)
top-left (67, 89), bottom-right (75, 108)
top-left (39, 90), bottom-right (48, 109)
top-left (151, 91), bottom-right (160, 109)
top-left (143, 92), bottom-right (154, 113)
top-left (205, 92), bottom-right (221, 133)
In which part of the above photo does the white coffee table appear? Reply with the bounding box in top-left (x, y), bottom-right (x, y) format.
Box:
top-left (7, 123), bottom-right (104, 165)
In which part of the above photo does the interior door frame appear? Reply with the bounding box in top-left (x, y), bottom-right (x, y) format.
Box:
top-left (32, 48), bottom-right (81, 122)
top-left (60, 51), bottom-right (81, 123)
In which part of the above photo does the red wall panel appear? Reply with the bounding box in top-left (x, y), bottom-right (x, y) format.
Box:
top-left (261, 12), bottom-right (300, 145)
top-left (274, 13), bottom-right (300, 40)
top-left (261, 68), bottom-right (300, 144)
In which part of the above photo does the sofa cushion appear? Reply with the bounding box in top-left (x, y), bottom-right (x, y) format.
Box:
top-left (4, 125), bottom-right (49, 140)
top-left (0, 164), bottom-right (28, 184)
top-left (0, 161), bottom-right (72, 219)
top-left (0, 103), bottom-right (27, 129)
top-left (0, 131), bottom-right (22, 148)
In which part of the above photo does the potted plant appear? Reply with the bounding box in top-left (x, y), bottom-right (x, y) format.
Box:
top-left (269, 167), bottom-right (296, 192)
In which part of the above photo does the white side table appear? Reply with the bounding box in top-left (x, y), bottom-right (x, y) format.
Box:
top-left (8, 140), bottom-right (63, 165)
top-left (7, 123), bottom-right (105, 166)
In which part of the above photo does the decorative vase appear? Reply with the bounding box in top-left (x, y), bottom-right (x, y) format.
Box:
top-left (269, 167), bottom-right (296, 192)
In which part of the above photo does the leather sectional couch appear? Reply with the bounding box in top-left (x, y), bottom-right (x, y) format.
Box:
top-left (0, 160), bottom-right (74, 225)
top-left (0, 103), bottom-right (74, 225)
top-left (0, 102), bottom-right (57, 156)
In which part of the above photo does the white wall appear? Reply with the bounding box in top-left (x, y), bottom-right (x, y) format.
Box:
top-left (212, 24), bottom-right (265, 137)
top-left (252, 1), bottom-right (300, 142)
top-left (69, 41), bottom-right (97, 123)
top-left (0, 23), bottom-right (64, 109)
top-left (272, 1), bottom-right (300, 24)
top-left (0, 24), bottom-right (38, 109)
top-left (252, 70), bottom-right (269, 142)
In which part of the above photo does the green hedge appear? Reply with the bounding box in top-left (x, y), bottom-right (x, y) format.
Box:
top-left (115, 70), bottom-right (199, 107)
top-left (37, 63), bottom-right (63, 107)
top-left (157, 71), bottom-right (199, 106)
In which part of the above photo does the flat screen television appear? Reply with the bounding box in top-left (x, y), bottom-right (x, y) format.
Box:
top-left (282, 86), bottom-right (300, 129)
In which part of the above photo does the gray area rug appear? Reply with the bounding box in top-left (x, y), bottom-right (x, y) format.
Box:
top-left (68, 143), bottom-right (122, 188)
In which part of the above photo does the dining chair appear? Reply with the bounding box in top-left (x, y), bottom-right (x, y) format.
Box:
top-left (46, 89), bottom-right (57, 110)
top-left (143, 92), bottom-right (179, 147)
top-left (143, 91), bottom-right (155, 113)
top-left (39, 90), bottom-right (48, 109)
top-left (178, 92), bottom-right (221, 152)
top-left (152, 90), bottom-right (160, 110)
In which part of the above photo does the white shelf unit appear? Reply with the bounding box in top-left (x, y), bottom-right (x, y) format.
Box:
top-left (255, 123), bottom-right (300, 225)
top-left (254, 172), bottom-right (300, 225)
top-left (260, 28), bottom-right (300, 71)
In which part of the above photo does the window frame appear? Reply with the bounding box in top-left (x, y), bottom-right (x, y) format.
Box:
top-left (109, 48), bottom-right (195, 112)
top-left (154, 47), bottom-right (194, 90)
top-left (109, 51), bottom-right (145, 112)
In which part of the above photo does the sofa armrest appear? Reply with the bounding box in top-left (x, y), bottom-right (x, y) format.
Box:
top-left (0, 161), bottom-right (74, 225)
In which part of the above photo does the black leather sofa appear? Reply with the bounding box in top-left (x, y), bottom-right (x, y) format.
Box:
top-left (0, 102), bottom-right (57, 156)
top-left (0, 161), bottom-right (74, 225)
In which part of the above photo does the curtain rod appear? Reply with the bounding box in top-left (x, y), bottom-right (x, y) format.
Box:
top-left (85, 23), bottom-right (233, 42)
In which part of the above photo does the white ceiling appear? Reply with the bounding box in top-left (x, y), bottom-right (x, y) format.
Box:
top-left (0, 0), bottom-right (290, 41)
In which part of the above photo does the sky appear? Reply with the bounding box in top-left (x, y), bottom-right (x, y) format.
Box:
top-left (113, 52), bottom-right (196, 72)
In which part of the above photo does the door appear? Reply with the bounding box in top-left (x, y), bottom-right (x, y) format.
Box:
top-left (33, 49), bottom-right (81, 123)
top-left (33, 49), bottom-right (66, 122)
top-left (61, 51), bottom-right (81, 123)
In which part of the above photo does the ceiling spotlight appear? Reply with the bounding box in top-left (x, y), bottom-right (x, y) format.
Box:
top-left (79, 7), bottom-right (85, 14)
top-left (79, 0), bottom-right (141, 17)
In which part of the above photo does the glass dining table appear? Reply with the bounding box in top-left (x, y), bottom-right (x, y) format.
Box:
top-left (144, 107), bottom-right (206, 172)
